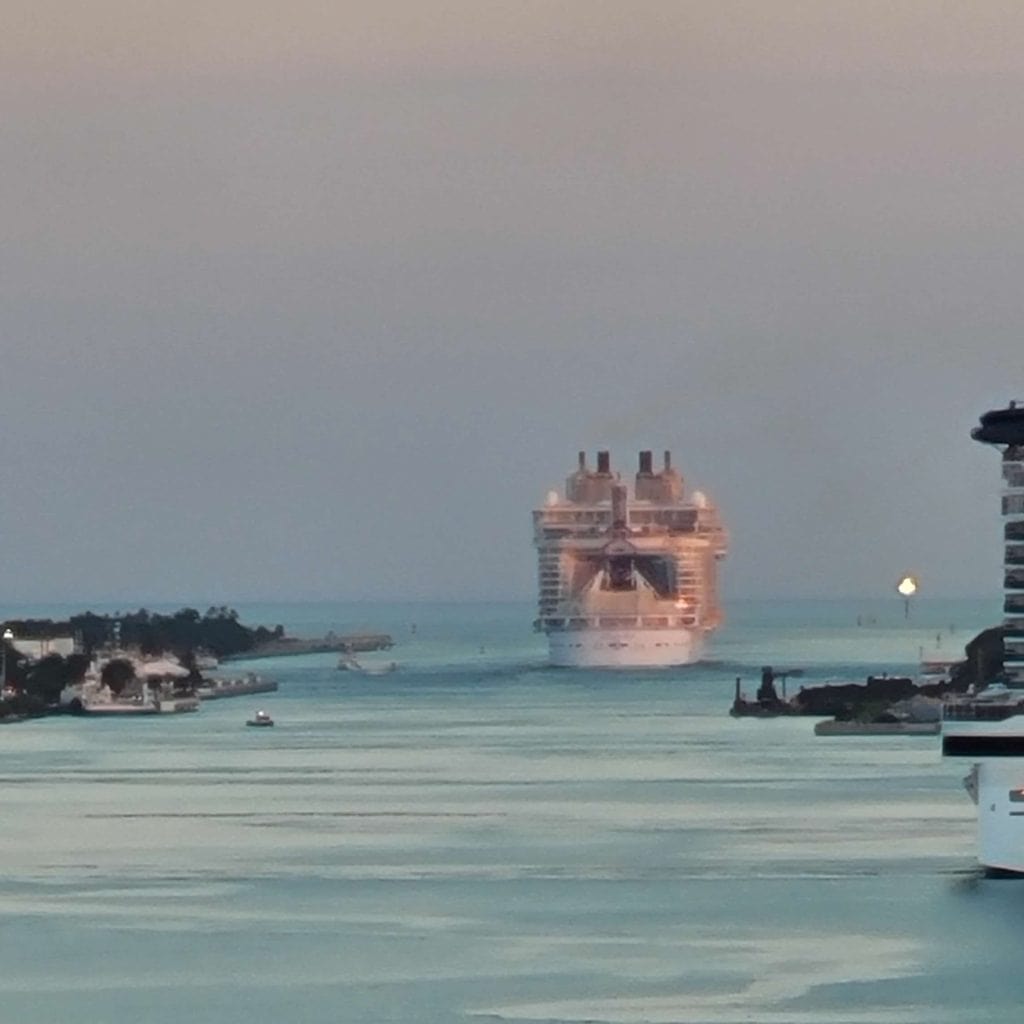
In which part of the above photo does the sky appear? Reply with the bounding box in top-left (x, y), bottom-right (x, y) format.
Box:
top-left (2, 1), bottom-right (1024, 604)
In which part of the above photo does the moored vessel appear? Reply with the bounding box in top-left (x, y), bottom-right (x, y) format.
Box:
top-left (945, 402), bottom-right (1024, 873)
top-left (943, 687), bottom-right (1024, 874)
top-left (65, 684), bottom-right (199, 715)
top-left (533, 450), bottom-right (727, 667)
top-left (195, 673), bottom-right (277, 700)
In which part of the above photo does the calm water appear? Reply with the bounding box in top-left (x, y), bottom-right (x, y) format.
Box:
top-left (0, 598), bottom-right (1018, 1023)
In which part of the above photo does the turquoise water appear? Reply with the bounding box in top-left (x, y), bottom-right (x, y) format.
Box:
top-left (0, 598), bottom-right (1017, 1023)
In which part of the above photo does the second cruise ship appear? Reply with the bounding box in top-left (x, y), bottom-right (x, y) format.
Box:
top-left (533, 450), bottom-right (728, 667)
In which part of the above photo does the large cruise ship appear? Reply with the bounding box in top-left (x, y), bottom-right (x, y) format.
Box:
top-left (533, 450), bottom-right (727, 667)
top-left (941, 402), bottom-right (1024, 874)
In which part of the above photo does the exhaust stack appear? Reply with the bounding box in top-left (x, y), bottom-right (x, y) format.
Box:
top-left (611, 483), bottom-right (628, 530)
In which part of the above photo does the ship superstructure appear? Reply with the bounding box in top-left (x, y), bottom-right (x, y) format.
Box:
top-left (533, 450), bottom-right (727, 667)
top-left (942, 402), bottom-right (1024, 873)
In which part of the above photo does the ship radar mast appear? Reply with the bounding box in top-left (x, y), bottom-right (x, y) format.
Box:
top-left (972, 402), bottom-right (1024, 686)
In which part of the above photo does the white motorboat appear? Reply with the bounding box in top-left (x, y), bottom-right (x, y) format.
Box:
top-left (337, 655), bottom-right (397, 675)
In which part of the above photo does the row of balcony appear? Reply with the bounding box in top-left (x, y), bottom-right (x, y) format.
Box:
top-left (538, 615), bottom-right (699, 631)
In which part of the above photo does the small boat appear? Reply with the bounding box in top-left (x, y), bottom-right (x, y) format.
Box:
top-left (337, 655), bottom-right (398, 675)
top-left (362, 661), bottom-right (398, 676)
top-left (918, 657), bottom-right (963, 684)
top-left (246, 710), bottom-right (274, 727)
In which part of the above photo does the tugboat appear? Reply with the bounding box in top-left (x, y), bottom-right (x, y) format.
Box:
top-left (246, 709), bottom-right (274, 727)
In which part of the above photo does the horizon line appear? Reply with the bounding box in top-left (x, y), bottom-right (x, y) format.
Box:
top-left (0, 593), bottom-right (1001, 610)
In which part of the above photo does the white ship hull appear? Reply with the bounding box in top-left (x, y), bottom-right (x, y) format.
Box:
top-left (965, 761), bottom-right (1024, 874)
top-left (548, 628), bottom-right (703, 668)
top-left (942, 688), bottom-right (1024, 875)
top-left (534, 450), bottom-right (727, 671)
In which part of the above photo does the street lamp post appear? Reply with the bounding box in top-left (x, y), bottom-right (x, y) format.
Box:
top-left (2, 627), bottom-right (14, 688)
top-left (896, 574), bottom-right (919, 619)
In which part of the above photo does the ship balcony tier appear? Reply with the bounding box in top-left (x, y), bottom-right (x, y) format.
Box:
top-left (1007, 522), bottom-right (1024, 541)
top-left (1005, 596), bottom-right (1024, 615)
top-left (538, 614), bottom-right (700, 631)
top-left (535, 534), bottom-right (718, 554)
top-left (1006, 571), bottom-right (1024, 591)
top-left (534, 508), bottom-right (719, 534)
top-left (942, 709), bottom-right (1024, 756)
top-left (1003, 495), bottom-right (1024, 517)
top-left (944, 702), bottom-right (1024, 724)
top-left (1006, 545), bottom-right (1024, 566)
top-left (534, 508), bottom-right (612, 522)
top-left (942, 701), bottom-right (1024, 758)
top-left (535, 527), bottom-right (717, 546)
top-left (629, 510), bottom-right (698, 530)
top-left (536, 528), bottom-right (608, 541)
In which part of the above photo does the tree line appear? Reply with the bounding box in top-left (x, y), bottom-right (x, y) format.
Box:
top-left (0, 607), bottom-right (285, 715)
top-left (5, 606), bottom-right (283, 658)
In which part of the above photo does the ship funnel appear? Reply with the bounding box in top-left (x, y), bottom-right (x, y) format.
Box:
top-left (611, 483), bottom-right (628, 529)
top-left (664, 451), bottom-right (672, 471)
top-left (638, 450), bottom-right (653, 474)
top-left (578, 451), bottom-right (586, 471)
top-left (597, 451), bottom-right (611, 474)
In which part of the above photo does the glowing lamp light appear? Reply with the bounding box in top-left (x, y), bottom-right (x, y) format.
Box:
top-left (896, 574), bottom-right (919, 619)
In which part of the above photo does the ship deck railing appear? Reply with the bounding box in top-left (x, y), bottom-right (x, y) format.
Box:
top-left (943, 701), bottom-right (1024, 722)
top-left (539, 615), bottom-right (699, 631)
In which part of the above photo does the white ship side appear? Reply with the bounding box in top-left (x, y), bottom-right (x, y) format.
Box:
top-left (947, 405), bottom-right (1024, 873)
top-left (533, 450), bottom-right (727, 668)
top-left (943, 690), bottom-right (1024, 875)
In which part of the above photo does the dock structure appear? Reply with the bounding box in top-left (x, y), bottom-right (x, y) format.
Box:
top-left (195, 675), bottom-right (278, 700)
top-left (814, 720), bottom-right (939, 736)
top-left (222, 633), bottom-right (393, 661)
top-left (971, 402), bottom-right (1024, 685)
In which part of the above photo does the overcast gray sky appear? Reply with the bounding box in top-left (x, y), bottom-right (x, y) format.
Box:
top-left (2, 2), bottom-right (1022, 603)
